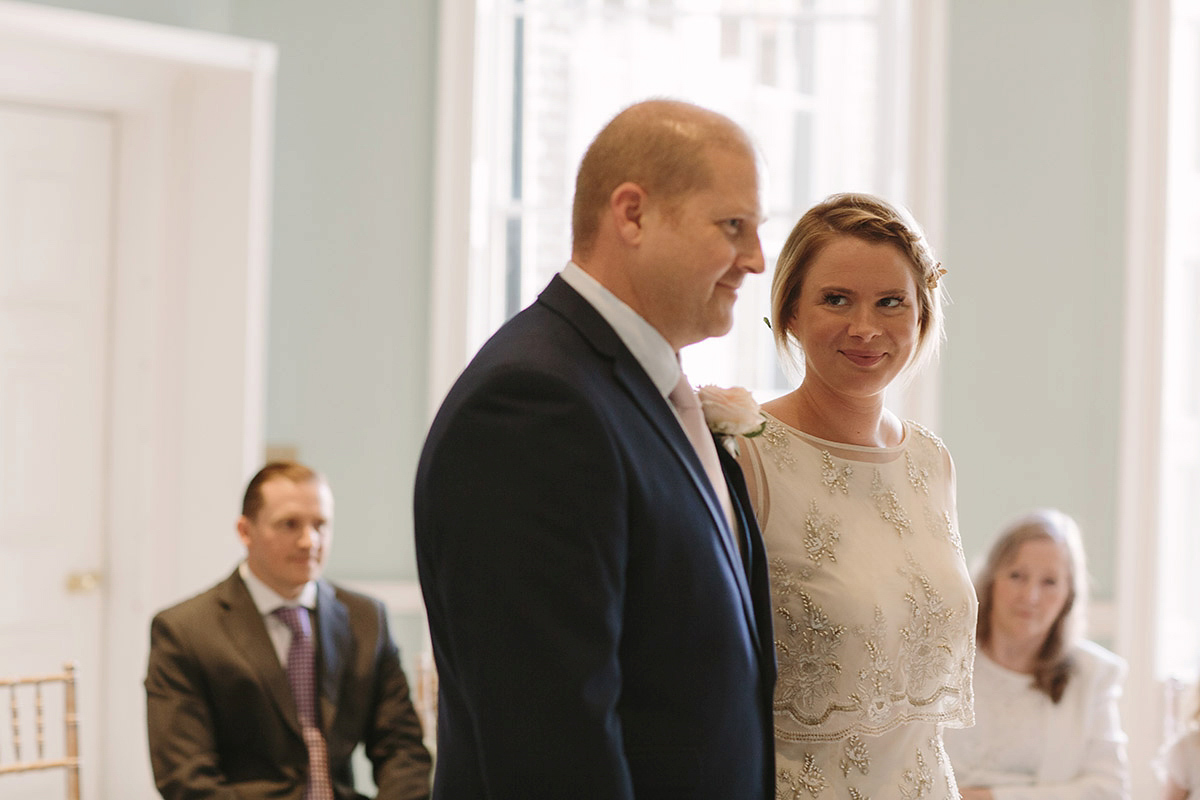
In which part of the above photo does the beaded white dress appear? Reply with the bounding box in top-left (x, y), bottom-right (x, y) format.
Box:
top-left (739, 413), bottom-right (976, 800)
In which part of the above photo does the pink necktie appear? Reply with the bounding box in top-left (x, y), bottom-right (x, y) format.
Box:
top-left (273, 606), bottom-right (335, 800)
top-left (669, 373), bottom-right (738, 538)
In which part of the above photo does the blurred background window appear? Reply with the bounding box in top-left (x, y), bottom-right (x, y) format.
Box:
top-left (466, 0), bottom-right (917, 396)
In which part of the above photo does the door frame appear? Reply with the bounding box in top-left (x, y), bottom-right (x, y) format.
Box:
top-left (0, 3), bottom-right (274, 796)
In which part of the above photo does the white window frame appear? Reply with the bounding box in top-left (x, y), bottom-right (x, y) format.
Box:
top-left (1118, 1), bottom-right (1200, 797)
top-left (429, 0), bottom-right (948, 426)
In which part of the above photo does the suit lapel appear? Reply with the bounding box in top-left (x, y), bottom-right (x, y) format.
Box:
top-left (538, 276), bottom-right (762, 646)
top-left (539, 276), bottom-right (733, 537)
top-left (315, 580), bottom-right (349, 737)
top-left (218, 572), bottom-right (303, 739)
top-left (613, 356), bottom-right (765, 657)
top-left (720, 445), bottom-right (774, 670)
top-left (612, 358), bottom-right (734, 526)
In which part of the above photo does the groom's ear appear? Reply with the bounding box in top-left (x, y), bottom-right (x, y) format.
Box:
top-left (609, 182), bottom-right (647, 245)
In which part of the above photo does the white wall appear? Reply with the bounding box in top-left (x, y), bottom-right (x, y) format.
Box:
top-left (22, 0), bottom-right (440, 586)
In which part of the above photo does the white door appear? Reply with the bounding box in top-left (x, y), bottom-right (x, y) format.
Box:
top-left (0, 101), bottom-right (113, 800)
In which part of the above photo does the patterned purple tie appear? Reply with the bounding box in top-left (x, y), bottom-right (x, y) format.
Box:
top-left (273, 606), bottom-right (335, 800)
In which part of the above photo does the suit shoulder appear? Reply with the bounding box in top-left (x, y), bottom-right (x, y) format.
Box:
top-left (467, 321), bottom-right (604, 390)
top-left (328, 581), bottom-right (387, 616)
top-left (423, 333), bottom-right (618, 457)
top-left (458, 281), bottom-right (621, 387)
top-left (151, 577), bottom-right (231, 627)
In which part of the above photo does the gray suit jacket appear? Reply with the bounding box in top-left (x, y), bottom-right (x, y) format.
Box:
top-left (145, 570), bottom-right (431, 800)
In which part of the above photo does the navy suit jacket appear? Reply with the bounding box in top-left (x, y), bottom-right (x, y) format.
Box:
top-left (145, 571), bottom-right (431, 799)
top-left (414, 276), bottom-right (776, 798)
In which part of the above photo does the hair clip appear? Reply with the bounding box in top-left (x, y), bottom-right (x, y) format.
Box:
top-left (926, 263), bottom-right (947, 290)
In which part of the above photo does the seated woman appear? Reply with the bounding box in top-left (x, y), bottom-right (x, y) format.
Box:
top-left (943, 509), bottom-right (1130, 799)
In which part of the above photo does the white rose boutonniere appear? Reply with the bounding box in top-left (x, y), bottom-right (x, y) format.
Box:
top-left (697, 385), bottom-right (767, 457)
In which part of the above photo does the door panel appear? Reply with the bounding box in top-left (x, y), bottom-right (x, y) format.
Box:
top-left (0, 102), bottom-right (114, 800)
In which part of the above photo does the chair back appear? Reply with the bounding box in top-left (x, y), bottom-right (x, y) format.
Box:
top-left (0, 663), bottom-right (80, 800)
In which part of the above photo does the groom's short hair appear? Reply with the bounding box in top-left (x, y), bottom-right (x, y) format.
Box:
top-left (571, 99), bottom-right (752, 258)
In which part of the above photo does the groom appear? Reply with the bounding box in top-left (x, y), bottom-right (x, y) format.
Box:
top-left (414, 99), bottom-right (776, 798)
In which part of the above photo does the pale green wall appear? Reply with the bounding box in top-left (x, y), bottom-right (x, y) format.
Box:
top-left (941, 0), bottom-right (1129, 599)
top-left (21, 0), bottom-right (232, 30)
top-left (22, 0), bottom-right (438, 583)
top-left (230, 0), bottom-right (437, 583)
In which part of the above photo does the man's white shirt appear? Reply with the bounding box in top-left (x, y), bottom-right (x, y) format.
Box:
top-left (239, 560), bottom-right (318, 667)
top-left (560, 261), bottom-right (683, 407)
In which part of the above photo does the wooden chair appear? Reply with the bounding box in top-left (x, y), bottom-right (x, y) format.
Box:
top-left (0, 663), bottom-right (80, 800)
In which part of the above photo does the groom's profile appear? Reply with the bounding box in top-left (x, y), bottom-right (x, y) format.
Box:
top-left (414, 99), bottom-right (776, 798)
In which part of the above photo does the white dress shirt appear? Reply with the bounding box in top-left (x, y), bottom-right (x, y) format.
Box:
top-left (560, 261), bottom-right (681, 401)
top-left (238, 561), bottom-right (318, 667)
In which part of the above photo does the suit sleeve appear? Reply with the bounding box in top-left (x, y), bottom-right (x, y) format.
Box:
top-left (363, 600), bottom-right (433, 800)
top-left (992, 654), bottom-right (1130, 800)
top-left (145, 612), bottom-right (242, 800)
top-left (417, 368), bottom-right (634, 797)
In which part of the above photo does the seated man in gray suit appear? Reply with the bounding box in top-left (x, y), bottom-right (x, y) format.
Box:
top-left (145, 461), bottom-right (431, 800)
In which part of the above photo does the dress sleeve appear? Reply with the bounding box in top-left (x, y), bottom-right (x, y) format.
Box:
top-left (735, 432), bottom-right (770, 529)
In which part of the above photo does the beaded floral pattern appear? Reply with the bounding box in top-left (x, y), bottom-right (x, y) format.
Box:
top-left (906, 451), bottom-right (931, 495)
top-left (822, 451), bottom-right (853, 494)
top-left (777, 753), bottom-right (828, 799)
top-left (775, 594), bottom-right (846, 723)
top-left (899, 747), bottom-right (934, 799)
top-left (804, 500), bottom-right (841, 565)
top-left (841, 734), bottom-right (871, 777)
top-left (871, 470), bottom-right (913, 536)
top-left (742, 414), bottom-right (975, 799)
top-left (762, 419), bottom-right (799, 470)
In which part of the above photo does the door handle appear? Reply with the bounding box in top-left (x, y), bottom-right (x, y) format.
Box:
top-left (65, 571), bottom-right (102, 594)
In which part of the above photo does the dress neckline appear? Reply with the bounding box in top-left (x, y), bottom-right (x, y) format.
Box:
top-left (763, 410), bottom-right (909, 462)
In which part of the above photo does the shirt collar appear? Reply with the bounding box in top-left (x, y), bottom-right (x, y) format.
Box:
top-left (560, 261), bottom-right (681, 398)
top-left (238, 560), bottom-right (318, 615)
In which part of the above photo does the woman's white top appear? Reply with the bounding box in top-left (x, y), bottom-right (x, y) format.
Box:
top-left (1160, 728), bottom-right (1200, 792)
top-left (943, 640), bottom-right (1130, 799)
top-left (739, 414), bottom-right (976, 799)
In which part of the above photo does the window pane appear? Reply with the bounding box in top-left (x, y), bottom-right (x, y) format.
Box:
top-left (1159, 1), bottom-right (1200, 679)
top-left (471, 0), bottom-right (911, 395)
